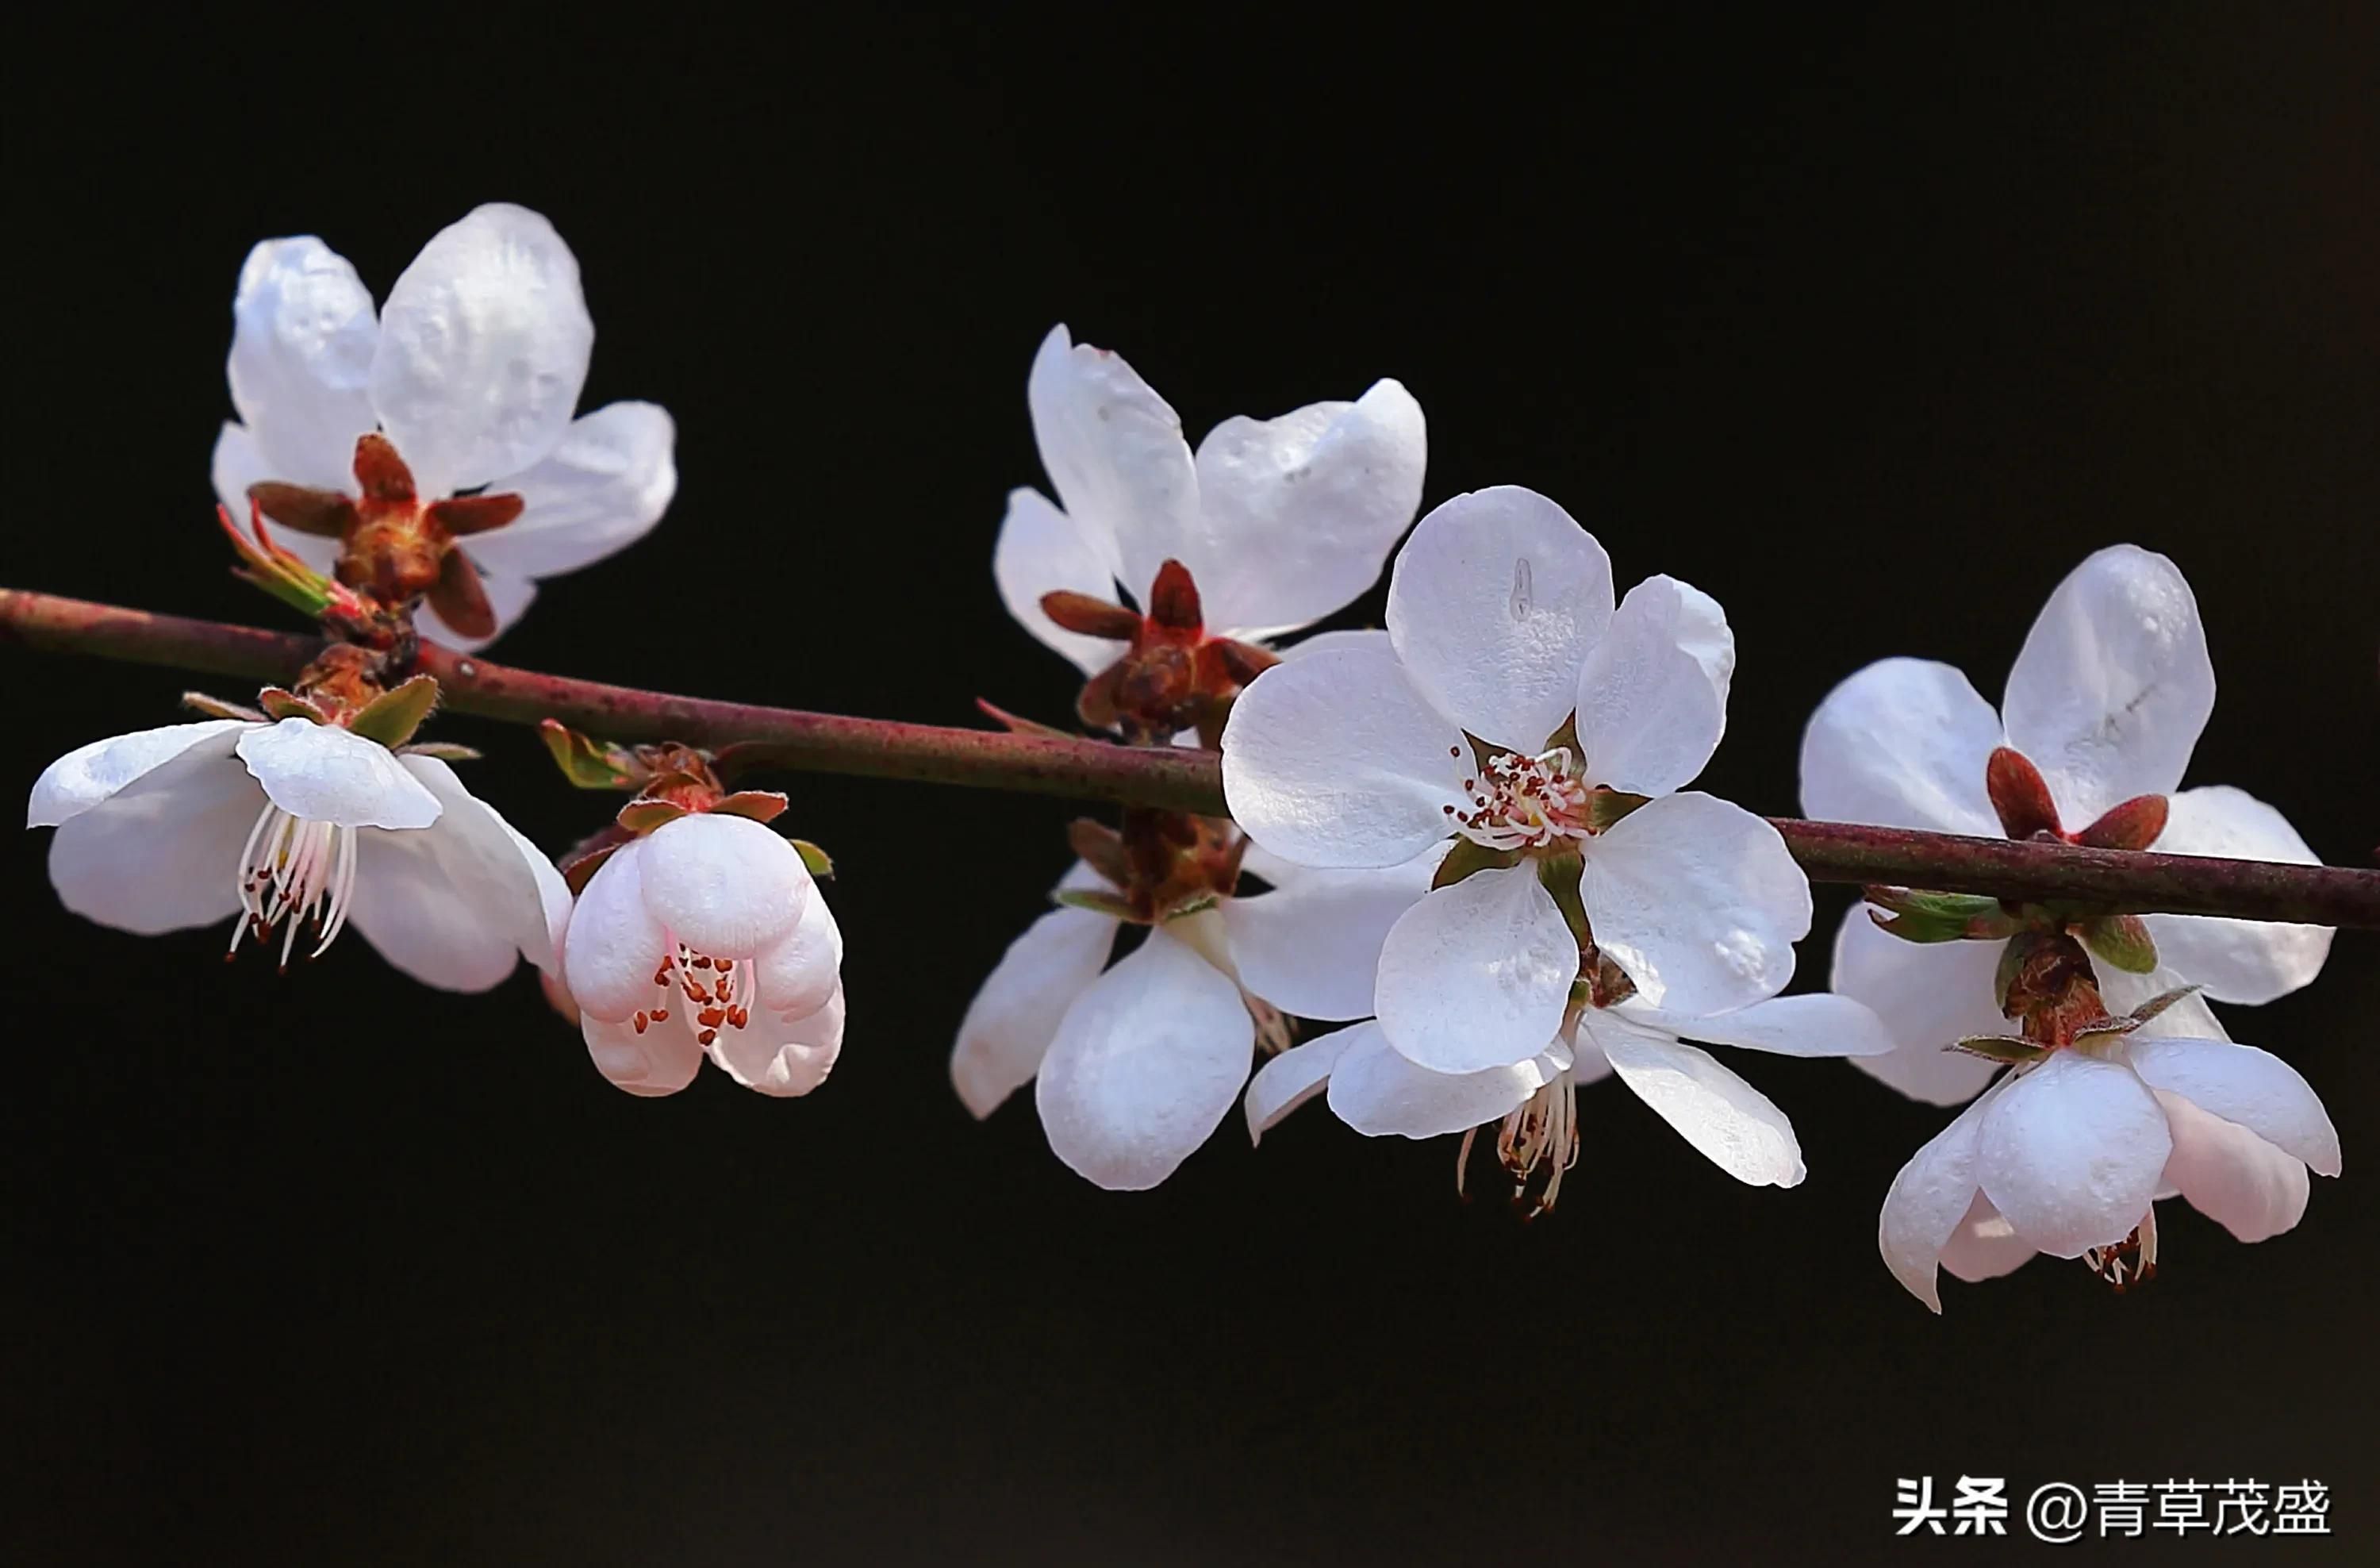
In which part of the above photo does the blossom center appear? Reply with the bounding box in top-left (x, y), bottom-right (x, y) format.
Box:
top-left (631, 943), bottom-right (753, 1047)
top-left (229, 801), bottom-right (360, 967)
top-left (1446, 747), bottom-right (1593, 851)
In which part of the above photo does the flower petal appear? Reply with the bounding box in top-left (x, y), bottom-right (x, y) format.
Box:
top-left (1032, 926), bottom-right (1253, 1190)
top-left (463, 402), bottom-right (678, 579)
top-left (212, 422), bottom-right (340, 577)
top-left (1244, 1027), bottom-right (1361, 1143)
top-left (711, 985), bottom-right (846, 1098)
top-left (1877, 1087), bottom-right (1998, 1310)
top-left (1797, 657), bottom-right (2002, 836)
top-left (1626, 991), bottom-right (1899, 1059)
top-left (1827, 909), bottom-right (2010, 1105)
top-left (1975, 1051), bottom-right (2171, 1258)
top-left (29, 720), bottom-right (253, 828)
top-left (2002, 544), bottom-right (2213, 822)
top-left (2125, 1036), bottom-right (2340, 1177)
top-left (1188, 380), bottom-right (1428, 638)
top-left (749, 889), bottom-right (843, 1021)
top-left (561, 840), bottom-right (665, 1022)
top-left (1582, 792), bottom-right (1810, 1015)
top-left (2155, 1090), bottom-right (2311, 1243)
top-left (1221, 642), bottom-right (1466, 868)
top-left (236, 718), bottom-right (442, 829)
top-left (225, 236), bottom-right (379, 486)
top-left (368, 203), bottom-right (595, 496)
top-left (337, 755), bottom-right (570, 988)
top-left (1385, 486), bottom-right (1614, 751)
top-left (950, 874), bottom-right (1120, 1119)
top-left (1222, 844), bottom-right (1442, 1021)
top-left (46, 728), bottom-right (255, 935)
top-left (635, 813), bottom-right (811, 959)
top-left (1326, 1020), bottom-right (1552, 1138)
top-left (583, 1011), bottom-right (704, 1098)
top-left (992, 486), bottom-right (1122, 674)
top-left (1025, 325), bottom-right (1191, 603)
top-left (1375, 863), bottom-right (1578, 1074)
top-left (1592, 1018), bottom-right (1805, 1187)
top-left (1572, 575), bottom-right (1734, 795)
top-left (2139, 786), bottom-right (2334, 1005)
top-left (1938, 1193), bottom-right (2039, 1284)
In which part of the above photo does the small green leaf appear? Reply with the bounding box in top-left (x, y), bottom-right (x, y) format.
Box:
top-left (539, 718), bottom-right (643, 790)
top-left (1993, 934), bottom-right (2029, 1014)
top-left (182, 691), bottom-right (267, 722)
top-left (1949, 1035), bottom-right (2049, 1064)
top-left (616, 798), bottom-right (688, 835)
top-left (347, 674), bottom-right (441, 748)
top-left (397, 741), bottom-right (482, 762)
top-left (2128, 983), bottom-right (2204, 1025)
top-left (1432, 837), bottom-right (1520, 890)
top-left (257, 687), bottom-right (327, 724)
top-left (2079, 913), bottom-right (2159, 974)
top-left (789, 839), bottom-right (835, 878)
top-left (1586, 789), bottom-right (1651, 831)
top-left (1055, 888), bottom-right (1136, 920)
top-left (709, 790), bottom-right (789, 824)
top-left (562, 841), bottom-right (624, 897)
top-left (1864, 887), bottom-right (2016, 943)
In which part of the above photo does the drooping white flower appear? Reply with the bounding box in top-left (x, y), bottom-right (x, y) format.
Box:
top-left (1246, 991), bottom-right (1897, 1203)
top-left (1223, 485), bottom-right (1810, 1078)
top-left (210, 203), bottom-right (677, 649)
top-left (950, 845), bottom-right (1441, 1190)
top-left (994, 324), bottom-right (1426, 672)
top-left (560, 813), bottom-right (844, 1098)
top-left (29, 716), bottom-right (568, 990)
top-left (1879, 1031), bottom-right (2340, 1311)
top-left (1801, 545), bottom-right (2335, 1105)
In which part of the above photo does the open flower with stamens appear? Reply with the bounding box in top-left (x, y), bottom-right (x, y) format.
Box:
top-left (993, 325), bottom-right (1426, 733)
top-left (1223, 485), bottom-right (1810, 1078)
top-left (1247, 990), bottom-right (1897, 1209)
top-left (950, 842), bottom-right (1442, 1190)
top-left (561, 813), bottom-right (843, 1098)
top-left (1879, 1025), bottom-right (2340, 1311)
top-left (1801, 545), bottom-right (2335, 1105)
top-left (210, 203), bottom-right (676, 649)
top-left (29, 716), bottom-right (568, 990)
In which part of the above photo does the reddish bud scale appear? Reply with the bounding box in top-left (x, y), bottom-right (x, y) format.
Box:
top-left (1985, 747), bottom-right (2063, 841)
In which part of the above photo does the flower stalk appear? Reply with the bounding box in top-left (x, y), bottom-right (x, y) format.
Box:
top-left (7, 586), bottom-right (2374, 928)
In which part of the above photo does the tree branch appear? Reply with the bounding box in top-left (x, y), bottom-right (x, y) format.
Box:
top-left (7, 587), bottom-right (2374, 928)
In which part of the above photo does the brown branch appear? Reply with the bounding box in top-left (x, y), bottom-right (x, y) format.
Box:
top-left (6, 587), bottom-right (2374, 928)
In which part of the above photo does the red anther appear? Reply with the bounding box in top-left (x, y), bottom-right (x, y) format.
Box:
top-left (697, 1028), bottom-right (717, 1046)
top-left (350, 434), bottom-right (417, 502)
top-left (715, 959), bottom-right (733, 973)
top-left (650, 1009), bottom-right (669, 1023)
top-left (424, 492), bottom-right (524, 536)
top-left (693, 955), bottom-right (714, 969)
top-left (1146, 559), bottom-right (1203, 631)
top-left (727, 1007), bottom-right (749, 1029)
top-left (2078, 794), bottom-right (2171, 851)
top-left (1985, 747), bottom-right (2063, 841)
top-left (1040, 590), bottom-right (1143, 640)
top-left (632, 1013), bottom-right (650, 1035)
top-left (698, 1007), bottom-right (725, 1028)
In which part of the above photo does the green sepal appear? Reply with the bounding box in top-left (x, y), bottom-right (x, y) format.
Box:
top-left (1055, 888), bottom-right (1138, 920)
top-left (347, 674), bottom-right (441, 749)
top-left (1157, 892), bottom-right (1220, 923)
top-left (1537, 851), bottom-right (1592, 949)
top-left (616, 798), bottom-right (689, 835)
top-left (257, 687), bottom-right (327, 724)
top-left (182, 691), bottom-right (267, 722)
top-left (709, 790), bottom-right (789, 824)
top-left (1586, 789), bottom-right (1651, 832)
top-left (1864, 887), bottom-right (2016, 944)
top-left (539, 718), bottom-right (643, 790)
top-left (562, 841), bottom-right (624, 897)
top-left (398, 742), bottom-right (482, 762)
top-left (2128, 983), bottom-right (2203, 1025)
top-left (1949, 1035), bottom-right (2050, 1064)
top-left (1992, 934), bottom-right (2029, 1014)
top-left (1433, 837), bottom-right (1521, 890)
top-left (2079, 913), bottom-right (2159, 974)
top-left (790, 840), bottom-right (834, 878)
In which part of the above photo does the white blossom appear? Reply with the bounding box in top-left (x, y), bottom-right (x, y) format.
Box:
top-left (210, 203), bottom-right (677, 649)
top-left (29, 716), bottom-right (566, 990)
top-left (1802, 545), bottom-right (2335, 1105)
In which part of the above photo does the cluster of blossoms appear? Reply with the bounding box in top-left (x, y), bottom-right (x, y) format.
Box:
top-left (21, 211), bottom-right (2349, 1313)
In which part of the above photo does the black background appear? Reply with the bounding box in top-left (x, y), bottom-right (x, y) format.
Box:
top-left (6, 10), bottom-right (2374, 1564)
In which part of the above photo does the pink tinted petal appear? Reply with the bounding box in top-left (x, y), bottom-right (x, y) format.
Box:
top-left (1798, 658), bottom-right (2002, 836)
top-left (1245, 1027), bottom-right (1361, 1143)
top-left (561, 841), bottom-right (666, 1023)
top-left (1877, 1086), bottom-right (1998, 1311)
top-left (1385, 486), bottom-right (1614, 752)
top-left (2125, 1036), bottom-right (2340, 1176)
top-left (1828, 909), bottom-right (2010, 1106)
top-left (583, 1012), bottom-right (704, 1098)
top-left (951, 869), bottom-right (1120, 1118)
top-left (2002, 544), bottom-right (2213, 822)
top-left (1025, 325), bottom-right (1192, 604)
top-left (749, 891), bottom-right (843, 1021)
top-left (712, 985), bottom-right (846, 1097)
top-left (1938, 1193), bottom-right (2039, 1283)
top-left (236, 719), bottom-right (442, 830)
top-left (2155, 1090), bottom-right (2311, 1243)
top-left (635, 813), bottom-right (811, 959)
